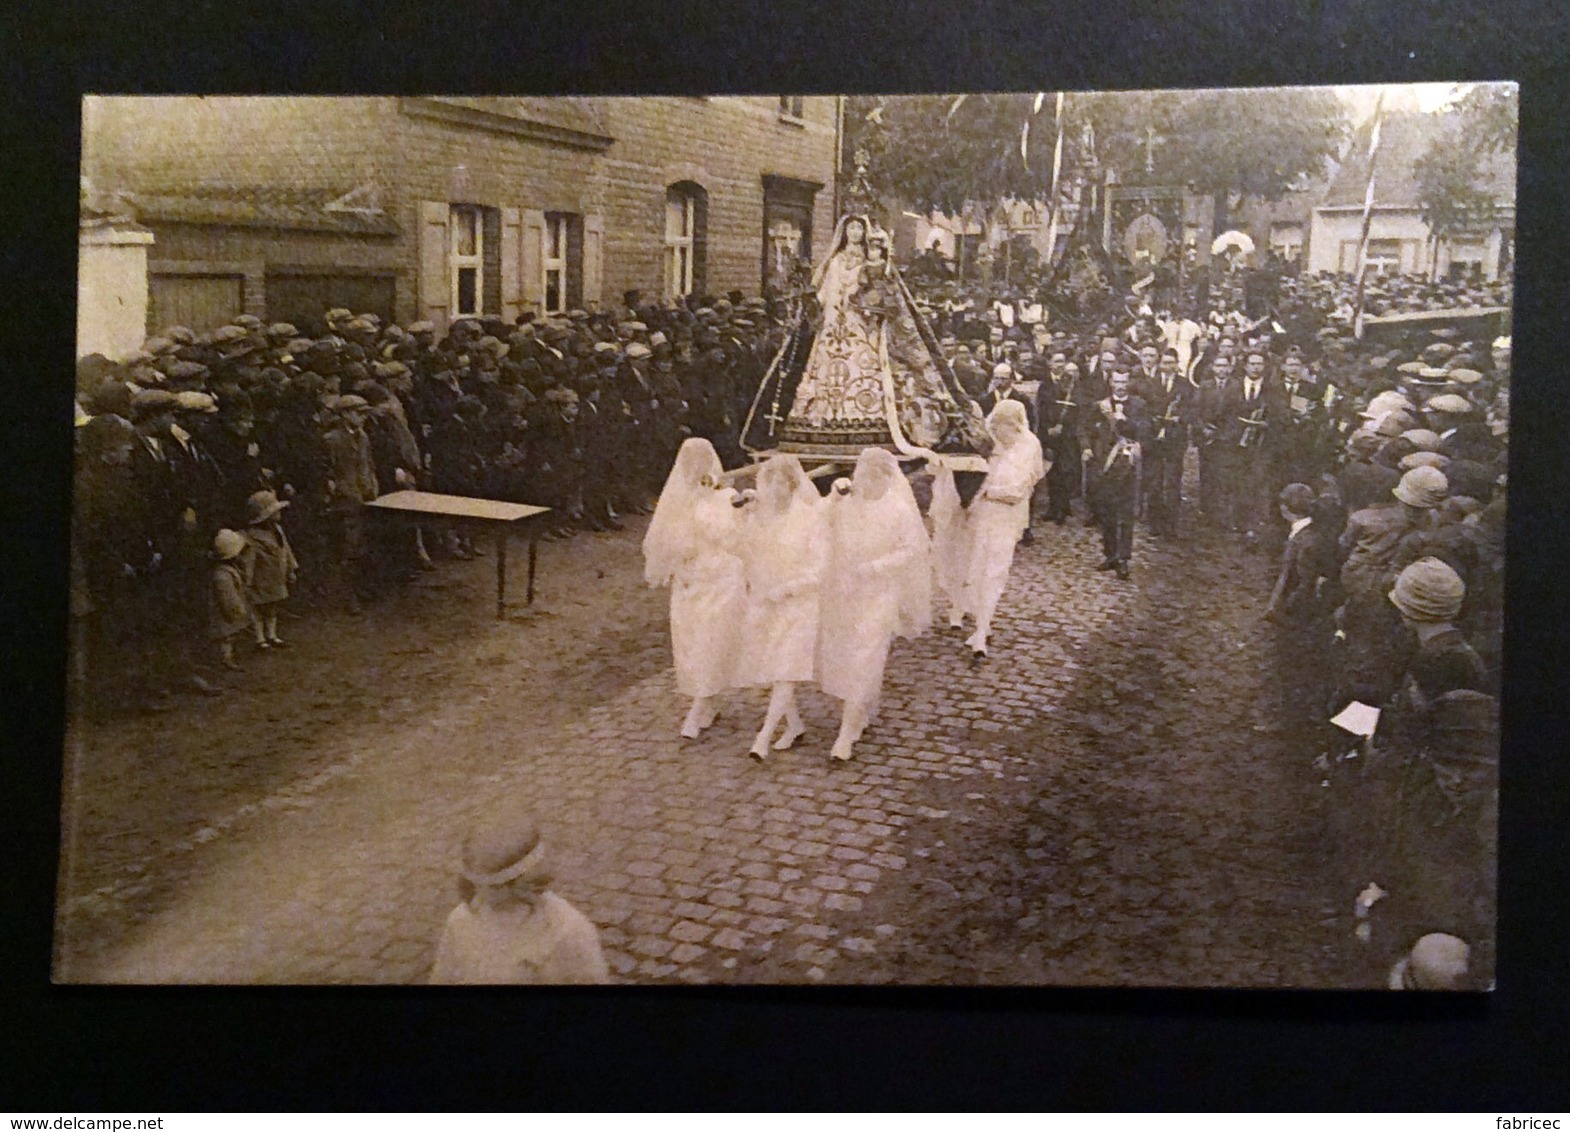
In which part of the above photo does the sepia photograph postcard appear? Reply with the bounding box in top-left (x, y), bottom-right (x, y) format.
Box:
top-left (59, 83), bottom-right (1513, 989)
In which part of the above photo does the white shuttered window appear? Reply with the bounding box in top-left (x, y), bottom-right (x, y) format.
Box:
top-left (543, 213), bottom-right (568, 314)
top-left (449, 205), bottom-right (483, 318)
top-left (665, 190), bottom-right (696, 299)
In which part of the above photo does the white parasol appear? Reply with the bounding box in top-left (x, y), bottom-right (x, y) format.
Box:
top-left (1211, 229), bottom-right (1256, 257)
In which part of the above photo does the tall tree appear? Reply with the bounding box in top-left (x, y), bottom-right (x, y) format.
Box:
top-left (1122, 87), bottom-right (1348, 234)
top-left (1413, 83), bottom-right (1518, 249)
top-left (846, 88), bottom-right (1348, 256)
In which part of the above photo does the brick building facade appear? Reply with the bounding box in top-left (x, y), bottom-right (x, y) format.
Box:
top-left (83, 96), bottom-right (838, 336)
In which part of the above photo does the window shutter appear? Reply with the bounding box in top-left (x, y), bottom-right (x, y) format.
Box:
top-left (500, 207), bottom-right (523, 324)
top-left (520, 209), bottom-right (546, 317)
top-left (419, 201), bottom-right (451, 336)
top-left (582, 213), bottom-right (605, 310)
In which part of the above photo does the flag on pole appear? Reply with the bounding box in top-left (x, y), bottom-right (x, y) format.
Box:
top-left (1044, 93), bottom-right (1066, 268)
top-left (1353, 89), bottom-right (1388, 339)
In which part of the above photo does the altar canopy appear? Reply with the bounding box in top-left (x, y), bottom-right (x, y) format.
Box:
top-left (742, 213), bottom-right (992, 466)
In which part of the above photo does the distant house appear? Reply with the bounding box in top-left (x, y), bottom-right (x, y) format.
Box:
top-left (82, 96), bottom-right (837, 338)
top-left (893, 194), bottom-right (1085, 280)
top-left (1306, 110), bottom-right (1515, 281)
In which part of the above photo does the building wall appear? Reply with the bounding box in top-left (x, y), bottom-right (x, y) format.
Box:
top-left (85, 96), bottom-right (390, 197)
top-left (143, 224), bottom-right (402, 329)
top-left (590, 97), bottom-right (837, 302)
top-left (84, 95), bottom-right (838, 332)
top-left (1307, 208), bottom-right (1434, 277)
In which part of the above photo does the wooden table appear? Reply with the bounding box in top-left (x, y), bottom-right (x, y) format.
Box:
top-left (365, 491), bottom-right (551, 619)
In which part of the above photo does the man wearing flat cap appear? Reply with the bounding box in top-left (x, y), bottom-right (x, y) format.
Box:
top-left (321, 394), bottom-right (380, 611)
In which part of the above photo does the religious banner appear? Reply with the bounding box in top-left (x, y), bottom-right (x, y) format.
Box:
top-left (1107, 185), bottom-right (1187, 276)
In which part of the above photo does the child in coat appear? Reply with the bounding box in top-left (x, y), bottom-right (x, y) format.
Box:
top-left (209, 529), bottom-right (255, 671)
top-left (243, 490), bottom-right (299, 648)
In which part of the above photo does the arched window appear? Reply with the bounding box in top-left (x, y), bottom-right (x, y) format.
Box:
top-left (665, 182), bottom-right (707, 300)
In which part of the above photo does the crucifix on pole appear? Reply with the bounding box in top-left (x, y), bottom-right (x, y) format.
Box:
top-left (1142, 125), bottom-right (1167, 175)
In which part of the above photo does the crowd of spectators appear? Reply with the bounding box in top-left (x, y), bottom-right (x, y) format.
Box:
top-left (71, 294), bottom-right (787, 708)
top-left (917, 263), bottom-right (1507, 988)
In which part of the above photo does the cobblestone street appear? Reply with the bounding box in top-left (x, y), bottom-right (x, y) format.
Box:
top-left (54, 500), bottom-right (1353, 987)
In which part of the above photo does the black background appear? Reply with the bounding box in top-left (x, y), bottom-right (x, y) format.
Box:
top-left (3, 0), bottom-right (1568, 1110)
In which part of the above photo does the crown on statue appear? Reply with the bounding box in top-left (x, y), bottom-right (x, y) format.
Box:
top-left (841, 147), bottom-right (885, 227)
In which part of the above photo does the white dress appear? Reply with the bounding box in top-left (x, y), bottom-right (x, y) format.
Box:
top-left (960, 433), bottom-right (1046, 627)
top-left (668, 491), bottom-right (746, 699)
top-left (819, 490), bottom-right (928, 709)
top-left (929, 466), bottom-right (971, 611)
top-left (737, 497), bottom-right (826, 686)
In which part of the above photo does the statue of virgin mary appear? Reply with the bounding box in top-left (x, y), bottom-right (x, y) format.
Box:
top-left (742, 212), bottom-right (991, 466)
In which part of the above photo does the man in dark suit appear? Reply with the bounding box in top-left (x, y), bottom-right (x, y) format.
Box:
top-left (979, 362), bottom-right (1037, 431)
top-left (1084, 367), bottom-right (1150, 578)
top-left (975, 323), bottom-right (1010, 367)
top-left (1131, 344), bottom-right (1162, 394)
top-left (1277, 348), bottom-right (1332, 488)
top-left (1232, 348), bottom-right (1290, 550)
top-left (1136, 347), bottom-right (1192, 538)
top-left (1035, 351), bottom-right (1083, 525)
top-left (1195, 352), bottom-right (1239, 529)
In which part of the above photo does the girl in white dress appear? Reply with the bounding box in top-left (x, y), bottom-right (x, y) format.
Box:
top-left (642, 438), bottom-right (747, 739)
top-left (957, 399), bottom-right (1047, 658)
top-left (818, 449), bottom-right (932, 761)
top-left (737, 454), bottom-right (826, 761)
top-left (928, 464), bottom-right (971, 628)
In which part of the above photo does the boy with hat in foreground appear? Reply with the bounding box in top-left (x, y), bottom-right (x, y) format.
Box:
top-left (209, 529), bottom-right (255, 672)
top-left (429, 807), bottom-right (609, 985)
top-left (244, 490), bottom-right (299, 649)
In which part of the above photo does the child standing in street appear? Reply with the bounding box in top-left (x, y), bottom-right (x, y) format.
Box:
top-left (209, 529), bottom-right (254, 671)
top-left (429, 807), bottom-right (610, 985)
top-left (244, 489), bottom-right (298, 648)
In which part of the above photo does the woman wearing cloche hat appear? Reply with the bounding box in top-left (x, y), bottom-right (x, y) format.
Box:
top-left (1388, 556), bottom-right (1489, 702)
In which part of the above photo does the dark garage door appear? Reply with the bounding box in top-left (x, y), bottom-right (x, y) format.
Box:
top-left (266, 273), bottom-right (397, 336)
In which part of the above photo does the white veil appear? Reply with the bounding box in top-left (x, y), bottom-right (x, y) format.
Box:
top-left (849, 448), bottom-right (933, 639)
top-left (987, 399), bottom-right (1047, 483)
top-left (642, 437), bottom-right (724, 587)
top-left (754, 452), bottom-right (819, 514)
